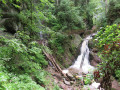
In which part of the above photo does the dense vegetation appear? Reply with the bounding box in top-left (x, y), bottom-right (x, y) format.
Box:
top-left (95, 24), bottom-right (120, 89)
top-left (0, 0), bottom-right (120, 89)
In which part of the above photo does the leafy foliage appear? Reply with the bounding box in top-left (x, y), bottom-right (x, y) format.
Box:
top-left (115, 70), bottom-right (120, 81)
top-left (91, 0), bottom-right (107, 27)
top-left (95, 24), bottom-right (120, 89)
top-left (0, 64), bottom-right (45, 90)
top-left (84, 74), bottom-right (94, 85)
top-left (107, 0), bottom-right (120, 24)
top-left (48, 0), bottom-right (85, 31)
top-left (49, 32), bottom-right (67, 55)
top-left (77, 0), bottom-right (94, 29)
top-left (0, 0), bottom-right (54, 37)
top-left (0, 36), bottom-right (49, 89)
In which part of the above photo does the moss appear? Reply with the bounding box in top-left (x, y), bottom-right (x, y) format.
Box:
top-left (71, 34), bottom-right (82, 48)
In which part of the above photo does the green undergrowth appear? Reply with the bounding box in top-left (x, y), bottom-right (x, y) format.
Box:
top-left (95, 24), bottom-right (120, 89)
top-left (0, 36), bottom-right (53, 90)
top-left (0, 65), bottom-right (45, 90)
top-left (48, 32), bottom-right (81, 68)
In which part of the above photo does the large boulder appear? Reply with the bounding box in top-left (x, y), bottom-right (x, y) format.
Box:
top-left (71, 34), bottom-right (82, 48)
top-left (63, 78), bottom-right (71, 85)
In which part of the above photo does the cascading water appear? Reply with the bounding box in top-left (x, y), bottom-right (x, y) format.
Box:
top-left (62, 33), bottom-right (100, 89)
top-left (63, 35), bottom-right (95, 74)
top-left (70, 35), bottom-right (94, 74)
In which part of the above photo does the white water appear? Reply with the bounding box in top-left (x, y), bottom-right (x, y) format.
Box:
top-left (70, 35), bottom-right (95, 74)
top-left (63, 35), bottom-right (95, 74)
top-left (62, 33), bottom-right (100, 89)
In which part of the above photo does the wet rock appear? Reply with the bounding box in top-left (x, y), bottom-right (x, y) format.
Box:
top-left (63, 78), bottom-right (71, 85)
top-left (68, 67), bottom-right (82, 76)
top-left (83, 84), bottom-right (100, 90)
top-left (90, 51), bottom-right (102, 63)
top-left (92, 48), bottom-right (98, 53)
top-left (71, 34), bottom-right (82, 48)
top-left (88, 38), bottom-right (96, 49)
top-left (93, 55), bottom-right (102, 63)
top-left (66, 73), bottom-right (74, 81)
top-left (70, 81), bottom-right (74, 84)
top-left (90, 60), bottom-right (98, 67)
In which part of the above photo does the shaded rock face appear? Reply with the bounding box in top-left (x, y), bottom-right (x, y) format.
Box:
top-left (0, 4), bottom-right (23, 34)
top-left (90, 51), bottom-right (102, 67)
top-left (88, 39), bottom-right (102, 67)
top-left (71, 34), bottom-right (82, 48)
top-left (53, 34), bottom-right (83, 69)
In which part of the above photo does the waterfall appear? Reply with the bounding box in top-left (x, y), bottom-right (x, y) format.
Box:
top-left (63, 35), bottom-right (95, 74)
top-left (62, 33), bottom-right (100, 89)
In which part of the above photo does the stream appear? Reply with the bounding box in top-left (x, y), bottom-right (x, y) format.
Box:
top-left (62, 33), bottom-right (100, 89)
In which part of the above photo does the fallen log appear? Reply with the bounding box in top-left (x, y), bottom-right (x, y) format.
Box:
top-left (42, 42), bottom-right (64, 76)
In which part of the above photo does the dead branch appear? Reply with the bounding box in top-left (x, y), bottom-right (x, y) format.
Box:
top-left (42, 42), bottom-right (65, 76)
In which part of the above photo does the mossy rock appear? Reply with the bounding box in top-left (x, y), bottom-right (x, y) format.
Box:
top-left (71, 34), bottom-right (82, 49)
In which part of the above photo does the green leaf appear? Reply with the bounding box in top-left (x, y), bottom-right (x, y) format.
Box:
top-left (12, 3), bottom-right (20, 8)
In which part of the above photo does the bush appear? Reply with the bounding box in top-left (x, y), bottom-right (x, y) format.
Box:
top-left (107, 0), bottom-right (120, 24)
top-left (95, 24), bottom-right (120, 89)
top-left (49, 32), bottom-right (68, 55)
top-left (115, 70), bottom-right (120, 81)
top-left (0, 70), bottom-right (45, 90)
top-left (0, 36), bottom-right (49, 89)
top-left (48, 0), bottom-right (85, 31)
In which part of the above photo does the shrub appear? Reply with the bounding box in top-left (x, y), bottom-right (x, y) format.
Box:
top-left (49, 32), bottom-right (67, 55)
top-left (0, 36), bottom-right (48, 89)
top-left (107, 0), bottom-right (120, 24)
top-left (48, 0), bottom-right (85, 31)
top-left (95, 24), bottom-right (120, 89)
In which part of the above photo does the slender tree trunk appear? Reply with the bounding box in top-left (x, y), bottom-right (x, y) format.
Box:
top-left (56, 0), bottom-right (59, 6)
top-left (104, 0), bottom-right (108, 15)
top-left (31, 0), bottom-right (33, 25)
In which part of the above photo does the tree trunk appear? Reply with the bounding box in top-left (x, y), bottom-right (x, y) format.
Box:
top-left (56, 0), bottom-right (60, 6)
top-left (104, 0), bottom-right (108, 15)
